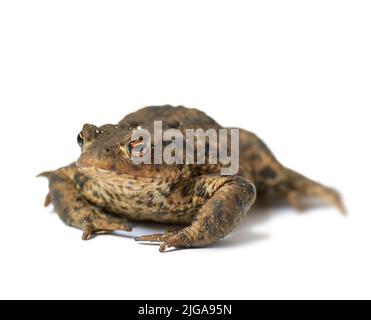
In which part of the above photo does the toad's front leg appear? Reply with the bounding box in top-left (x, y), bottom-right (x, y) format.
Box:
top-left (136, 176), bottom-right (256, 252)
top-left (38, 165), bottom-right (132, 240)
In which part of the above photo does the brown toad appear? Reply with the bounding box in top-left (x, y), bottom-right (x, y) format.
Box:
top-left (39, 105), bottom-right (345, 252)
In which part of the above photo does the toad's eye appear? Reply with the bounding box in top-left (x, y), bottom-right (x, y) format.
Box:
top-left (127, 140), bottom-right (147, 158)
top-left (77, 132), bottom-right (84, 148)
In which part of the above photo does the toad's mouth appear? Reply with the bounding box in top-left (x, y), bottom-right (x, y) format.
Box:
top-left (76, 156), bottom-right (125, 181)
top-left (76, 154), bottom-right (174, 180)
top-left (76, 155), bottom-right (117, 172)
top-left (76, 155), bottom-right (140, 178)
top-left (77, 165), bottom-right (127, 182)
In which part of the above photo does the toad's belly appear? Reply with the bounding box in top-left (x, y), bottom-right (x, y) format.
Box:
top-left (80, 176), bottom-right (199, 224)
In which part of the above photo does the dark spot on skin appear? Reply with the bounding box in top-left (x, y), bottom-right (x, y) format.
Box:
top-left (168, 121), bottom-right (181, 129)
top-left (129, 121), bottom-right (139, 129)
top-left (195, 186), bottom-right (208, 198)
top-left (181, 185), bottom-right (191, 197)
top-left (147, 199), bottom-right (153, 207)
top-left (169, 183), bottom-right (177, 193)
top-left (49, 175), bottom-right (64, 185)
top-left (60, 207), bottom-right (71, 222)
top-left (51, 190), bottom-right (62, 207)
top-left (125, 184), bottom-right (133, 191)
top-left (156, 186), bottom-right (169, 197)
top-left (243, 142), bottom-right (254, 151)
top-left (235, 194), bottom-right (245, 212)
top-left (74, 173), bottom-right (88, 190)
top-left (136, 199), bottom-right (144, 205)
top-left (259, 166), bottom-right (277, 180)
top-left (214, 201), bottom-right (223, 223)
top-left (92, 191), bottom-right (99, 198)
top-left (224, 210), bottom-right (235, 228)
top-left (160, 189), bottom-right (171, 197)
top-left (203, 218), bottom-right (210, 231)
top-left (248, 154), bottom-right (261, 162)
top-left (74, 195), bottom-right (84, 203)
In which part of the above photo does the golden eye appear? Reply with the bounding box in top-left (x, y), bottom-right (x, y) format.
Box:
top-left (77, 132), bottom-right (84, 148)
top-left (127, 140), bottom-right (147, 158)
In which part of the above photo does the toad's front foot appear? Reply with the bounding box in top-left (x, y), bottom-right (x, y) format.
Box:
top-left (40, 166), bottom-right (132, 240)
top-left (135, 229), bottom-right (195, 252)
top-left (136, 176), bottom-right (256, 252)
top-left (80, 209), bottom-right (132, 240)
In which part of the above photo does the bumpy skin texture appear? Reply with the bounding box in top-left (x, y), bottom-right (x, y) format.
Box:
top-left (39, 105), bottom-right (345, 252)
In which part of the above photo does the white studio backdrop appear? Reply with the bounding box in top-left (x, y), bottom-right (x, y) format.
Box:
top-left (0, 1), bottom-right (370, 299)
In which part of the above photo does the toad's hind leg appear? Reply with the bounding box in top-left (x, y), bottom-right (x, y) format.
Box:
top-left (38, 165), bottom-right (132, 240)
top-left (136, 176), bottom-right (256, 252)
top-left (255, 163), bottom-right (345, 213)
top-left (279, 168), bottom-right (346, 214)
top-left (239, 130), bottom-right (345, 213)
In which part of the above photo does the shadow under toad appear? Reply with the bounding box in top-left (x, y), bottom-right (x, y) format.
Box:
top-left (45, 187), bottom-right (336, 250)
top-left (108, 196), bottom-right (308, 250)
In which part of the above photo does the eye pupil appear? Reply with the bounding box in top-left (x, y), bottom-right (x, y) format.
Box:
top-left (77, 133), bottom-right (84, 148)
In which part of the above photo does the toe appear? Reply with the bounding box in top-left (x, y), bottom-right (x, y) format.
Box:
top-left (135, 233), bottom-right (165, 242)
top-left (106, 219), bottom-right (132, 232)
top-left (287, 191), bottom-right (305, 211)
top-left (159, 236), bottom-right (183, 252)
top-left (81, 224), bottom-right (94, 240)
top-left (92, 212), bottom-right (133, 232)
top-left (44, 193), bottom-right (52, 207)
top-left (159, 242), bottom-right (168, 252)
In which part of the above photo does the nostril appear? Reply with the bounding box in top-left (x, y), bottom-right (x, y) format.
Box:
top-left (105, 148), bottom-right (110, 153)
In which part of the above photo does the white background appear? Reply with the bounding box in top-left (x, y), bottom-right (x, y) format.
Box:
top-left (0, 1), bottom-right (370, 300)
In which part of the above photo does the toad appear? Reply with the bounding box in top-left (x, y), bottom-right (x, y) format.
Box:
top-left (39, 105), bottom-right (345, 251)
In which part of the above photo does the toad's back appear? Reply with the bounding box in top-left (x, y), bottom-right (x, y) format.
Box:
top-left (119, 105), bottom-right (221, 130)
top-left (119, 105), bottom-right (286, 192)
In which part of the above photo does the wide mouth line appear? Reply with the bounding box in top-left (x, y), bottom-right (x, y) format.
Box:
top-left (77, 162), bottom-right (164, 181)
